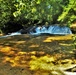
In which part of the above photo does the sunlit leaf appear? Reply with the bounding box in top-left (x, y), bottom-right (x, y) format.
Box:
top-left (32, 7), bottom-right (36, 13)
top-left (36, 0), bottom-right (41, 4)
top-left (13, 12), bottom-right (17, 17)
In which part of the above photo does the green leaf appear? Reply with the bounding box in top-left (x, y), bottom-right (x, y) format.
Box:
top-left (32, 7), bottom-right (36, 13)
top-left (36, 0), bottom-right (41, 4)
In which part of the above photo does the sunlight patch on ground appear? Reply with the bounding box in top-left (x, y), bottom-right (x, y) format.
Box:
top-left (0, 46), bottom-right (18, 55)
top-left (44, 35), bottom-right (72, 41)
top-left (29, 44), bottom-right (39, 48)
top-left (59, 43), bottom-right (73, 46)
top-left (0, 46), bottom-right (13, 53)
top-left (15, 41), bottom-right (26, 44)
top-left (9, 41), bottom-right (26, 44)
top-left (29, 56), bottom-right (56, 70)
top-left (1, 51), bottom-right (45, 67)
top-left (43, 39), bottom-right (52, 42)
top-left (30, 51), bottom-right (36, 55)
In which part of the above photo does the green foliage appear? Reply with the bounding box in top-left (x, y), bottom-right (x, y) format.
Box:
top-left (58, 0), bottom-right (76, 26)
top-left (0, 0), bottom-right (11, 27)
top-left (0, 0), bottom-right (76, 34)
top-left (13, 0), bottom-right (63, 24)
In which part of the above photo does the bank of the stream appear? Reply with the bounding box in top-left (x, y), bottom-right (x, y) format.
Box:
top-left (0, 34), bottom-right (76, 75)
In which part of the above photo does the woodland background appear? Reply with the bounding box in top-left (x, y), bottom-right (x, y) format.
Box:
top-left (0, 0), bottom-right (76, 34)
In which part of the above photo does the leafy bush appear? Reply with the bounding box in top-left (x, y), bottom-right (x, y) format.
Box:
top-left (58, 0), bottom-right (76, 26)
top-left (0, 0), bottom-right (76, 34)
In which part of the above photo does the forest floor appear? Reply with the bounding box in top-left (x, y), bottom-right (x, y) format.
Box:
top-left (0, 34), bottom-right (76, 75)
